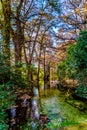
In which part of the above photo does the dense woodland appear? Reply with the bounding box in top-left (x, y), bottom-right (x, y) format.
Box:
top-left (0, 0), bottom-right (87, 129)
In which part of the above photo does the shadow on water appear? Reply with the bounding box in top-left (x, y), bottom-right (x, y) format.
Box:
top-left (6, 87), bottom-right (87, 130)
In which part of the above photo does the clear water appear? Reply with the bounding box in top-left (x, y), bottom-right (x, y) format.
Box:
top-left (38, 89), bottom-right (87, 130)
top-left (8, 88), bottom-right (87, 130)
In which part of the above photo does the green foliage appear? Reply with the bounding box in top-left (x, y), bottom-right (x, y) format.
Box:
top-left (0, 53), bottom-right (30, 88)
top-left (57, 60), bottom-right (67, 81)
top-left (0, 53), bottom-right (10, 83)
top-left (57, 30), bottom-right (87, 99)
top-left (0, 83), bottom-right (16, 129)
top-left (48, 0), bottom-right (61, 13)
top-left (0, 53), bottom-right (31, 129)
top-left (61, 120), bottom-right (78, 127)
top-left (72, 30), bottom-right (87, 98)
top-left (65, 44), bottom-right (77, 79)
top-left (76, 84), bottom-right (87, 99)
top-left (74, 31), bottom-right (87, 70)
top-left (57, 44), bottom-right (78, 81)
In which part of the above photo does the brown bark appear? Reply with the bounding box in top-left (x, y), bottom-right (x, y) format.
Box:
top-left (37, 46), bottom-right (42, 94)
top-left (2, 0), bottom-right (11, 67)
top-left (45, 62), bottom-right (50, 89)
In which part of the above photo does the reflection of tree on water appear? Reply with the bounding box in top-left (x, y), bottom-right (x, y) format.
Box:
top-left (30, 97), bottom-right (49, 129)
top-left (30, 98), bottom-right (40, 129)
top-left (8, 94), bottom-right (44, 129)
top-left (31, 99), bottom-right (39, 120)
top-left (7, 96), bottom-right (30, 129)
top-left (22, 98), bottom-right (27, 106)
top-left (8, 87), bottom-right (50, 130)
top-left (10, 106), bottom-right (17, 129)
top-left (10, 106), bottom-right (16, 118)
top-left (7, 88), bottom-right (87, 130)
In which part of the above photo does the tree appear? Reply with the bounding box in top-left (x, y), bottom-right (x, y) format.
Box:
top-left (55, 0), bottom-right (87, 45)
top-left (22, 0), bottom-right (59, 88)
top-left (0, 0), bottom-right (11, 81)
top-left (1, 0), bottom-right (11, 67)
top-left (73, 30), bottom-right (87, 98)
top-left (0, 0), bottom-right (60, 88)
top-left (57, 30), bottom-right (87, 99)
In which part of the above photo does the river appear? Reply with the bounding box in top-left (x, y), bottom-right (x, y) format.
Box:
top-left (8, 88), bottom-right (87, 130)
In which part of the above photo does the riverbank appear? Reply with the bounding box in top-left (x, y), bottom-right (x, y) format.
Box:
top-left (6, 88), bottom-right (87, 130)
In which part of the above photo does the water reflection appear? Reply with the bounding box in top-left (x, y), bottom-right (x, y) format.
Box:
top-left (7, 88), bottom-right (87, 130)
top-left (33, 87), bottom-right (39, 96)
top-left (31, 99), bottom-right (39, 120)
top-left (10, 106), bottom-right (16, 118)
top-left (8, 86), bottom-right (51, 130)
top-left (8, 92), bottom-right (41, 130)
top-left (10, 106), bottom-right (17, 128)
top-left (22, 98), bottom-right (27, 106)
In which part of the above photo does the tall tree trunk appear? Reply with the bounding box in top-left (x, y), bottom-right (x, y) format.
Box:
top-left (2, 0), bottom-right (11, 81)
top-left (44, 46), bottom-right (46, 90)
top-left (12, 1), bottom-right (24, 74)
top-left (2, 0), bottom-right (11, 67)
top-left (45, 62), bottom-right (50, 89)
top-left (37, 48), bottom-right (42, 95)
top-left (23, 44), bottom-right (33, 89)
top-left (13, 27), bottom-right (24, 65)
top-left (25, 16), bottom-right (42, 88)
top-left (13, 25), bottom-right (24, 75)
